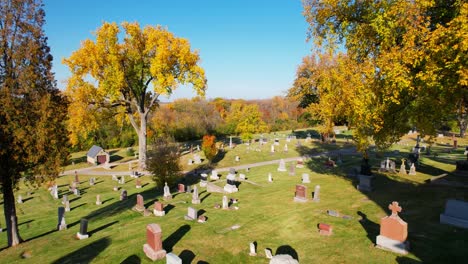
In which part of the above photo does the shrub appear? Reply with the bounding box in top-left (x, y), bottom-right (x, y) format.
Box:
top-left (146, 137), bottom-right (183, 188)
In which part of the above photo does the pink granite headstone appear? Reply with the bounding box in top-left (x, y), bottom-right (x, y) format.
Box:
top-left (376, 201), bottom-right (409, 254)
top-left (143, 224), bottom-right (166, 261)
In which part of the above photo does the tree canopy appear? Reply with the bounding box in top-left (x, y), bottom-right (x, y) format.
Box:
top-left (0, 0), bottom-right (69, 246)
top-left (63, 22), bottom-right (207, 168)
top-left (298, 0), bottom-right (467, 150)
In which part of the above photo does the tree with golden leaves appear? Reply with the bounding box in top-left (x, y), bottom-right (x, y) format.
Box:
top-left (225, 101), bottom-right (269, 142)
top-left (302, 0), bottom-right (466, 146)
top-left (0, 0), bottom-right (70, 246)
top-left (63, 22), bottom-right (206, 168)
top-left (202, 135), bottom-right (217, 163)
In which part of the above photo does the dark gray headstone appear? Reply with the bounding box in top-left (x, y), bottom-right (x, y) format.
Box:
top-left (57, 207), bottom-right (65, 226)
top-left (79, 218), bottom-right (88, 235)
top-left (440, 199), bottom-right (468, 229)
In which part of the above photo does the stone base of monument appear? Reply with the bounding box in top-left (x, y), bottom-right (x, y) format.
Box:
top-left (143, 243), bottom-right (166, 261)
top-left (154, 210), bottom-right (165, 217)
top-left (439, 199), bottom-right (468, 229)
top-left (76, 233), bottom-right (89, 240)
top-left (223, 184), bottom-right (238, 193)
top-left (376, 235), bottom-right (409, 255)
top-left (269, 254), bottom-right (299, 264)
top-left (143, 209), bottom-right (152, 217)
top-left (166, 252), bottom-right (182, 263)
top-left (133, 205), bottom-right (146, 212)
top-left (163, 195), bottom-right (172, 201)
top-left (184, 215), bottom-right (196, 221)
top-left (192, 199), bottom-right (201, 204)
top-left (293, 196), bottom-right (308, 203)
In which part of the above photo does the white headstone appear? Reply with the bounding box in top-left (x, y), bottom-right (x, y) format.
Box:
top-left (163, 182), bottom-right (172, 200)
top-left (192, 186), bottom-right (200, 204)
top-left (277, 159), bottom-right (287, 172)
top-left (96, 195), bottom-right (102, 205)
top-left (222, 195), bottom-right (229, 209)
top-left (268, 173), bottom-right (273, 183)
top-left (185, 207), bottom-right (197, 220)
top-left (211, 170), bottom-right (219, 180)
top-left (313, 185), bottom-right (320, 202)
top-left (409, 163), bottom-right (416, 175)
top-left (249, 242), bottom-right (257, 256)
top-left (302, 173), bottom-right (310, 183)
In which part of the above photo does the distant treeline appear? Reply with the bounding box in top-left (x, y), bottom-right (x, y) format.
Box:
top-left (72, 96), bottom-right (313, 151)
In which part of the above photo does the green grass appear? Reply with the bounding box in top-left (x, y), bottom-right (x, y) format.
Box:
top-left (0, 139), bottom-right (468, 263)
top-left (180, 127), bottom-right (351, 171)
top-left (1, 130), bottom-right (468, 263)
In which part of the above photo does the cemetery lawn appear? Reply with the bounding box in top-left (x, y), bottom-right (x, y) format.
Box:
top-left (1, 132), bottom-right (468, 263)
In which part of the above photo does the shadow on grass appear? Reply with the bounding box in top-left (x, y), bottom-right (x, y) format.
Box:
top-left (357, 211), bottom-right (379, 244)
top-left (201, 193), bottom-right (211, 203)
top-left (120, 254), bottom-right (141, 264)
top-left (163, 224), bottom-right (191, 252)
top-left (25, 228), bottom-right (57, 242)
top-left (22, 197), bottom-right (34, 203)
top-left (165, 204), bottom-right (175, 215)
top-left (110, 155), bottom-right (124, 163)
top-left (293, 129), bottom-right (320, 139)
top-left (300, 144), bottom-right (468, 264)
top-left (83, 188), bottom-right (162, 221)
top-left (275, 245), bottom-right (299, 261)
top-left (102, 198), bottom-right (114, 204)
top-left (94, 180), bottom-right (105, 185)
top-left (212, 150), bottom-right (227, 165)
top-left (179, 249), bottom-right (196, 263)
top-left (71, 203), bottom-right (86, 211)
top-left (89, 221), bottom-right (119, 237)
top-left (51, 237), bottom-right (111, 264)
top-left (69, 197), bottom-right (81, 203)
top-left (18, 220), bottom-right (34, 226)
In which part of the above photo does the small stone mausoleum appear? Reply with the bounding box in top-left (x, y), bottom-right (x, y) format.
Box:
top-left (86, 145), bottom-right (110, 165)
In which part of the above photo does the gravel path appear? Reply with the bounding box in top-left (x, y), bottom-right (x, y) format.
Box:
top-left (61, 147), bottom-right (357, 176)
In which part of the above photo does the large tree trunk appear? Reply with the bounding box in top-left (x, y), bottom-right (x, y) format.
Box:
top-left (2, 174), bottom-right (23, 246)
top-left (458, 117), bottom-right (467, 138)
top-left (457, 101), bottom-right (467, 138)
top-left (138, 113), bottom-right (148, 170)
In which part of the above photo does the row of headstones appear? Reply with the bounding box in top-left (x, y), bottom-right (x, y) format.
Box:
top-left (111, 175), bottom-right (143, 188)
top-left (266, 172), bottom-right (312, 184)
top-left (379, 158), bottom-right (416, 175)
top-left (56, 207), bottom-right (89, 240)
top-left (187, 154), bottom-right (202, 165)
top-left (248, 242), bottom-right (299, 263)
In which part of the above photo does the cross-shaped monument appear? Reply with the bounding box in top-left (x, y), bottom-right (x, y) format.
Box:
top-left (389, 201), bottom-right (402, 216)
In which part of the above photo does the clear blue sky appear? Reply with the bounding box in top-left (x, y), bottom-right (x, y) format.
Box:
top-left (43, 0), bottom-right (312, 101)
